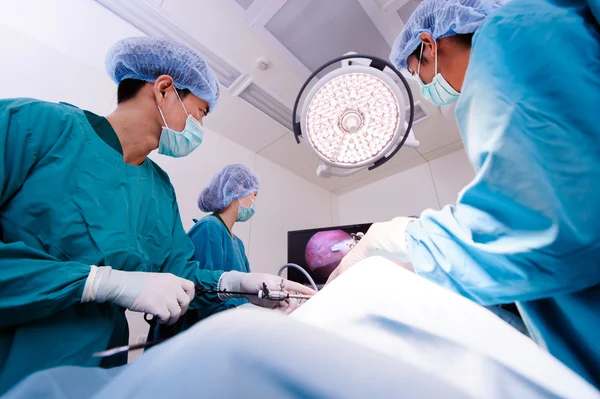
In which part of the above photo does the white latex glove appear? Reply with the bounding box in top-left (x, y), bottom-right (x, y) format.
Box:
top-left (218, 271), bottom-right (316, 309)
top-left (81, 266), bottom-right (195, 325)
top-left (326, 217), bottom-right (415, 285)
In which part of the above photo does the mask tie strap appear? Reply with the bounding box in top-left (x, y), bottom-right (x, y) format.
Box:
top-left (157, 106), bottom-right (168, 128)
top-left (417, 43), bottom-right (424, 76)
top-left (173, 88), bottom-right (190, 117)
top-left (434, 40), bottom-right (438, 76)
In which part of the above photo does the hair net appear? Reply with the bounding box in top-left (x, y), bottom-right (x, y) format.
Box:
top-left (198, 164), bottom-right (260, 213)
top-left (105, 36), bottom-right (220, 112)
top-left (390, 0), bottom-right (506, 69)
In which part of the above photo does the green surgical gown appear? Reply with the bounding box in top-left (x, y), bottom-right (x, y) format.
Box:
top-left (405, 0), bottom-right (600, 387)
top-left (0, 98), bottom-right (223, 394)
top-left (152, 215), bottom-right (250, 339)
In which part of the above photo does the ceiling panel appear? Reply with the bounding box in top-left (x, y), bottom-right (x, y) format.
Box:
top-left (238, 82), bottom-right (293, 130)
top-left (235, 0), bottom-right (254, 10)
top-left (264, 0), bottom-right (391, 74)
top-left (396, 0), bottom-right (421, 23)
top-left (412, 116), bottom-right (462, 154)
top-left (333, 155), bottom-right (427, 195)
top-left (325, 146), bottom-right (423, 192)
top-left (257, 129), bottom-right (424, 192)
top-left (205, 90), bottom-right (288, 152)
top-left (421, 140), bottom-right (464, 161)
top-left (257, 133), bottom-right (332, 190)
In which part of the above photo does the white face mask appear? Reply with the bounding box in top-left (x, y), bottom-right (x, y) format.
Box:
top-left (416, 42), bottom-right (460, 107)
top-left (157, 89), bottom-right (204, 158)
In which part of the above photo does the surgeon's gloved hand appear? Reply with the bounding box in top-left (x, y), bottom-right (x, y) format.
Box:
top-left (81, 266), bottom-right (195, 325)
top-left (326, 217), bottom-right (416, 285)
top-left (218, 271), bottom-right (316, 309)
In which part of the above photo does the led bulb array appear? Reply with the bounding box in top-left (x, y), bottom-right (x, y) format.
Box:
top-left (305, 72), bottom-right (400, 165)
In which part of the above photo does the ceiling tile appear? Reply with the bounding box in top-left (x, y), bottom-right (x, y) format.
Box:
top-left (411, 112), bottom-right (462, 154)
top-left (396, 0), bottom-right (422, 23)
top-left (264, 0), bottom-right (391, 73)
top-left (257, 129), bottom-right (423, 192)
top-left (256, 132), bottom-right (332, 190)
top-left (204, 90), bottom-right (288, 153)
top-left (235, 0), bottom-right (254, 10)
top-left (332, 155), bottom-right (427, 195)
top-left (323, 146), bottom-right (422, 191)
top-left (421, 140), bottom-right (464, 161)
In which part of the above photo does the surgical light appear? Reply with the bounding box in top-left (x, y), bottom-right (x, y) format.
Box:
top-left (293, 54), bottom-right (419, 178)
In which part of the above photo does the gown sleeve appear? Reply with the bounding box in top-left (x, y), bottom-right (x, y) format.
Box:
top-left (160, 201), bottom-right (222, 309)
top-left (405, 6), bottom-right (600, 306)
top-left (188, 218), bottom-right (246, 314)
top-left (0, 99), bottom-right (91, 327)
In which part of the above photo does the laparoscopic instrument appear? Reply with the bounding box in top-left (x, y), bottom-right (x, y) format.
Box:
top-left (93, 281), bottom-right (313, 359)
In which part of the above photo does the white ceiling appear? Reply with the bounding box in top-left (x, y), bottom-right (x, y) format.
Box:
top-left (103, 0), bottom-right (462, 194)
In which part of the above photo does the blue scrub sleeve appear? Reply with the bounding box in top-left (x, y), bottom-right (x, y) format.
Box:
top-left (405, 6), bottom-right (600, 306)
top-left (160, 200), bottom-right (222, 309)
top-left (0, 99), bottom-right (91, 327)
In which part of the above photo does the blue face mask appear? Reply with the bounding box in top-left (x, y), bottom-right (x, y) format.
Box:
top-left (416, 43), bottom-right (460, 107)
top-left (236, 199), bottom-right (255, 222)
top-left (157, 90), bottom-right (204, 158)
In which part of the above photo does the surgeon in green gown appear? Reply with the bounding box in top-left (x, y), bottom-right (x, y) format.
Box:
top-left (0, 36), bottom-right (315, 394)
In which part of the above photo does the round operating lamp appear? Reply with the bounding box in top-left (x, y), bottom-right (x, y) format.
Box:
top-left (293, 53), bottom-right (419, 178)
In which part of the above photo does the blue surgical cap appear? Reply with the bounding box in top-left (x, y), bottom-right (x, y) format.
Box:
top-left (390, 0), bottom-right (506, 69)
top-left (105, 36), bottom-right (220, 112)
top-left (198, 164), bottom-right (260, 213)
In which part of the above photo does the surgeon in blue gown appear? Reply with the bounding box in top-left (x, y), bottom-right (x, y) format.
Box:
top-left (0, 36), bottom-right (314, 394)
top-left (152, 165), bottom-right (260, 339)
top-left (330, 0), bottom-right (600, 388)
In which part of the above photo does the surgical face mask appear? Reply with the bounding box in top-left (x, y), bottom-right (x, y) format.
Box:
top-left (157, 90), bottom-right (204, 158)
top-left (417, 43), bottom-right (460, 107)
top-left (236, 199), bottom-right (255, 222)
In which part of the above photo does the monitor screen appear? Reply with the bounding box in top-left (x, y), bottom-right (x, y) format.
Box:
top-left (287, 223), bottom-right (372, 287)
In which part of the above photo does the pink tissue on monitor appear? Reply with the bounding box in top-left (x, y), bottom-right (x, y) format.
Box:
top-left (305, 230), bottom-right (353, 280)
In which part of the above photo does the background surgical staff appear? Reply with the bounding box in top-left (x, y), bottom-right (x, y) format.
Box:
top-left (330, 0), bottom-right (600, 388)
top-left (0, 36), bottom-right (314, 394)
top-left (188, 164), bottom-right (260, 322)
top-left (152, 164), bottom-right (261, 340)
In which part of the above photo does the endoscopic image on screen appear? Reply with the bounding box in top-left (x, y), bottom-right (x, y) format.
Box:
top-left (287, 223), bottom-right (372, 287)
